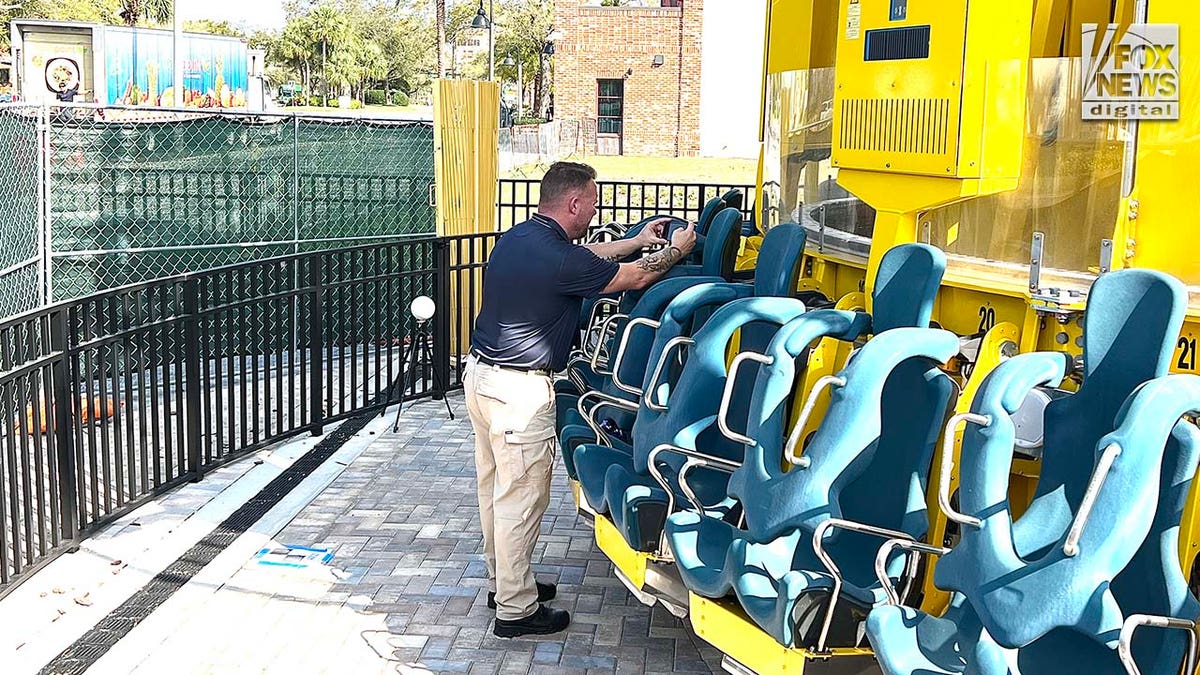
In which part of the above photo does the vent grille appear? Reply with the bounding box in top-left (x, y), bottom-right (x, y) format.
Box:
top-left (865, 25), bottom-right (932, 61)
top-left (839, 98), bottom-right (952, 156)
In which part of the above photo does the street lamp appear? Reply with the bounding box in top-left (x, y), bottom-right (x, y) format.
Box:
top-left (470, 0), bottom-right (495, 81)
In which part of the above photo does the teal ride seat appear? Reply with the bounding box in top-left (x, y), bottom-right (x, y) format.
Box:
top-left (573, 205), bottom-right (743, 350)
top-left (585, 296), bottom-right (810, 551)
top-left (866, 269), bottom-right (1199, 675)
top-left (570, 223), bottom-right (809, 529)
top-left (662, 243), bottom-right (955, 649)
top-left (868, 370), bottom-right (1200, 675)
top-left (556, 275), bottom-right (728, 480)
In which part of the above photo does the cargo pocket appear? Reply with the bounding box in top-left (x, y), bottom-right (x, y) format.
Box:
top-left (503, 421), bottom-right (555, 486)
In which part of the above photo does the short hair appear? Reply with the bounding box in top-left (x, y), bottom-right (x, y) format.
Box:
top-left (539, 162), bottom-right (597, 207)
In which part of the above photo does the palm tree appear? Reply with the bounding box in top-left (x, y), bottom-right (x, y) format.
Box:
top-left (118, 0), bottom-right (172, 26)
top-left (115, 0), bottom-right (172, 105)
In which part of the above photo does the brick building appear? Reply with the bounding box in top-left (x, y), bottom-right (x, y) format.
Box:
top-left (553, 0), bottom-right (765, 159)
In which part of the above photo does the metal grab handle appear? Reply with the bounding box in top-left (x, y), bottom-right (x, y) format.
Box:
top-left (811, 518), bottom-right (924, 653)
top-left (645, 336), bottom-right (695, 412)
top-left (611, 317), bottom-right (660, 397)
top-left (590, 312), bottom-right (629, 375)
top-left (647, 443), bottom-right (742, 557)
top-left (782, 375), bottom-right (845, 468)
top-left (937, 412), bottom-right (993, 529)
top-left (577, 390), bottom-right (639, 446)
top-left (874, 538), bottom-right (950, 607)
top-left (584, 298), bottom-right (621, 351)
top-left (1119, 614), bottom-right (1199, 675)
top-left (678, 455), bottom-right (739, 512)
top-left (718, 352), bottom-right (774, 446)
top-left (1063, 443), bottom-right (1122, 557)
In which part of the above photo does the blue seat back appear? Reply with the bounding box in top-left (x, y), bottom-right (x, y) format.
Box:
top-left (753, 223), bottom-right (807, 298)
top-left (602, 276), bottom-right (728, 402)
top-left (633, 297), bottom-right (809, 475)
top-left (730, 328), bottom-right (958, 543)
top-left (697, 196), bottom-right (726, 235)
top-left (699, 208), bottom-right (744, 279)
top-left (937, 357), bottom-right (1200, 652)
top-left (721, 189), bottom-right (744, 214)
top-left (1012, 269), bottom-right (1187, 560)
top-left (630, 282), bottom-right (755, 451)
top-left (871, 243), bottom-right (946, 333)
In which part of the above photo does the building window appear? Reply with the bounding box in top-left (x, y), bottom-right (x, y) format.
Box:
top-left (661, 0), bottom-right (683, 6)
top-left (597, 79), bottom-right (624, 135)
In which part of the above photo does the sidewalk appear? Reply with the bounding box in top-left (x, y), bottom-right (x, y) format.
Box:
top-left (1, 394), bottom-right (722, 675)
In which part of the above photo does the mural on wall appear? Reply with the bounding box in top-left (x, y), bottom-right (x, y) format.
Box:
top-left (22, 41), bottom-right (92, 104)
top-left (104, 28), bottom-right (248, 108)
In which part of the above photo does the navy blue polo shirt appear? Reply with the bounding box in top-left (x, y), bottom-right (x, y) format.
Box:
top-left (471, 214), bottom-right (620, 372)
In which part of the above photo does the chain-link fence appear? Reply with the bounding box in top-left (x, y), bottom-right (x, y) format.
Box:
top-left (0, 105), bottom-right (44, 318)
top-left (0, 104), bottom-right (436, 314)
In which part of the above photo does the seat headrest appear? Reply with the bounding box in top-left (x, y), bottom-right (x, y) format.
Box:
top-left (701, 208), bottom-right (744, 279)
top-left (1081, 269), bottom-right (1186, 390)
top-left (872, 243), bottom-right (946, 332)
top-left (721, 189), bottom-right (744, 212)
top-left (753, 223), bottom-right (808, 298)
top-left (697, 197), bottom-right (725, 235)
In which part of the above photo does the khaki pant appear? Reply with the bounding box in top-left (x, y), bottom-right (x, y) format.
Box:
top-left (463, 355), bottom-right (556, 620)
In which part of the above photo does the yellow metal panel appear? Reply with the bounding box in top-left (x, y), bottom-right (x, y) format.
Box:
top-left (767, 0), bottom-right (840, 74)
top-left (1131, 4), bottom-right (1200, 287)
top-left (689, 594), bottom-right (873, 673)
top-left (1066, 0), bottom-right (1116, 57)
top-left (1031, 0), bottom-right (1071, 57)
top-left (920, 321), bottom-right (1019, 614)
top-left (832, 0), bottom-right (969, 176)
top-left (594, 515), bottom-right (653, 590)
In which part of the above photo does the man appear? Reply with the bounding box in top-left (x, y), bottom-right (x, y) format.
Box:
top-left (465, 162), bottom-right (698, 638)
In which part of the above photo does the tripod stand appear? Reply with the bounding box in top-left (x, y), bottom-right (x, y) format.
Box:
top-left (392, 318), bottom-right (454, 432)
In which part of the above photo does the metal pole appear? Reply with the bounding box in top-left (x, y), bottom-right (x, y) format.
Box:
top-left (517, 59), bottom-right (523, 119)
top-left (173, 0), bottom-right (183, 106)
top-left (488, 0), bottom-right (495, 81)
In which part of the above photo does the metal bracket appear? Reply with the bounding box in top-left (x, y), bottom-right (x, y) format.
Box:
top-left (817, 204), bottom-right (827, 253)
top-left (1100, 239), bottom-right (1114, 274)
top-left (1028, 231), bottom-right (1044, 293)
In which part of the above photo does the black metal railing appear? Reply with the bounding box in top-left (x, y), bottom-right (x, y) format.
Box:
top-left (0, 235), bottom-right (492, 594)
top-left (497, 179), bottom-right (757, 231)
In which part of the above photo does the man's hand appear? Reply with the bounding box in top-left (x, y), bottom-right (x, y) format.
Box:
top-left (634, 218), bottom-right (671, 248)
top-left (670, 222), bottom-right (698, 256)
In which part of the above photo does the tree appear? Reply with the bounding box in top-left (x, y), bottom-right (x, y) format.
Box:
top-left (183, 19), bottom-right (245, 37)
top-left (117, 0), bottom-right (171, 26)
top-left (492, 0), bottom-right (552, 116)
top-left (1, 0), bottom-right (121, 52)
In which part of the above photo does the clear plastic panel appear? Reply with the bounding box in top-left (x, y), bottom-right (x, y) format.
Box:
top-left (763, 68), bottom-right (875, 256)
top-left (923, 58), bottom-right (1126, 273)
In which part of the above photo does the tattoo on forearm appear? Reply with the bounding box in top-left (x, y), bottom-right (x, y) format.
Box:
top-left (636, 246), bottom-right (683, 273)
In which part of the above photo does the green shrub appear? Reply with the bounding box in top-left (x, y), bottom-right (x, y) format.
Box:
top-left (349, 99), bottom-right (363, 109)
top-left (391, 91), bottom-right (409, 106)
top-left (365, 89), bottom-right (387, 105)
top-left (328, 97), bottom-right (340, 107)
top-left (513, 116), bottom-right (547, 126)
top-left (309, 95), bottom-right (324, 106)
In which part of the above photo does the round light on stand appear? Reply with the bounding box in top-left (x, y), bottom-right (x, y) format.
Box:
top-left (410, 296), bottom-right (436, 323)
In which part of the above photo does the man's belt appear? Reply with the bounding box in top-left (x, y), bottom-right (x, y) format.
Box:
top-left (470, 351), bottom-right (552, 376)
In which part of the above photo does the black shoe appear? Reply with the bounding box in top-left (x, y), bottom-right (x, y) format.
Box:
top-left (487, 581), bottom-right (556, 609)
top-left (494, 605), bottom-right (571, 638)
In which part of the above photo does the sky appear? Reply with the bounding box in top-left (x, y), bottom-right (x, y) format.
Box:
top-left (177, 0), bottom-right (286, 32)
